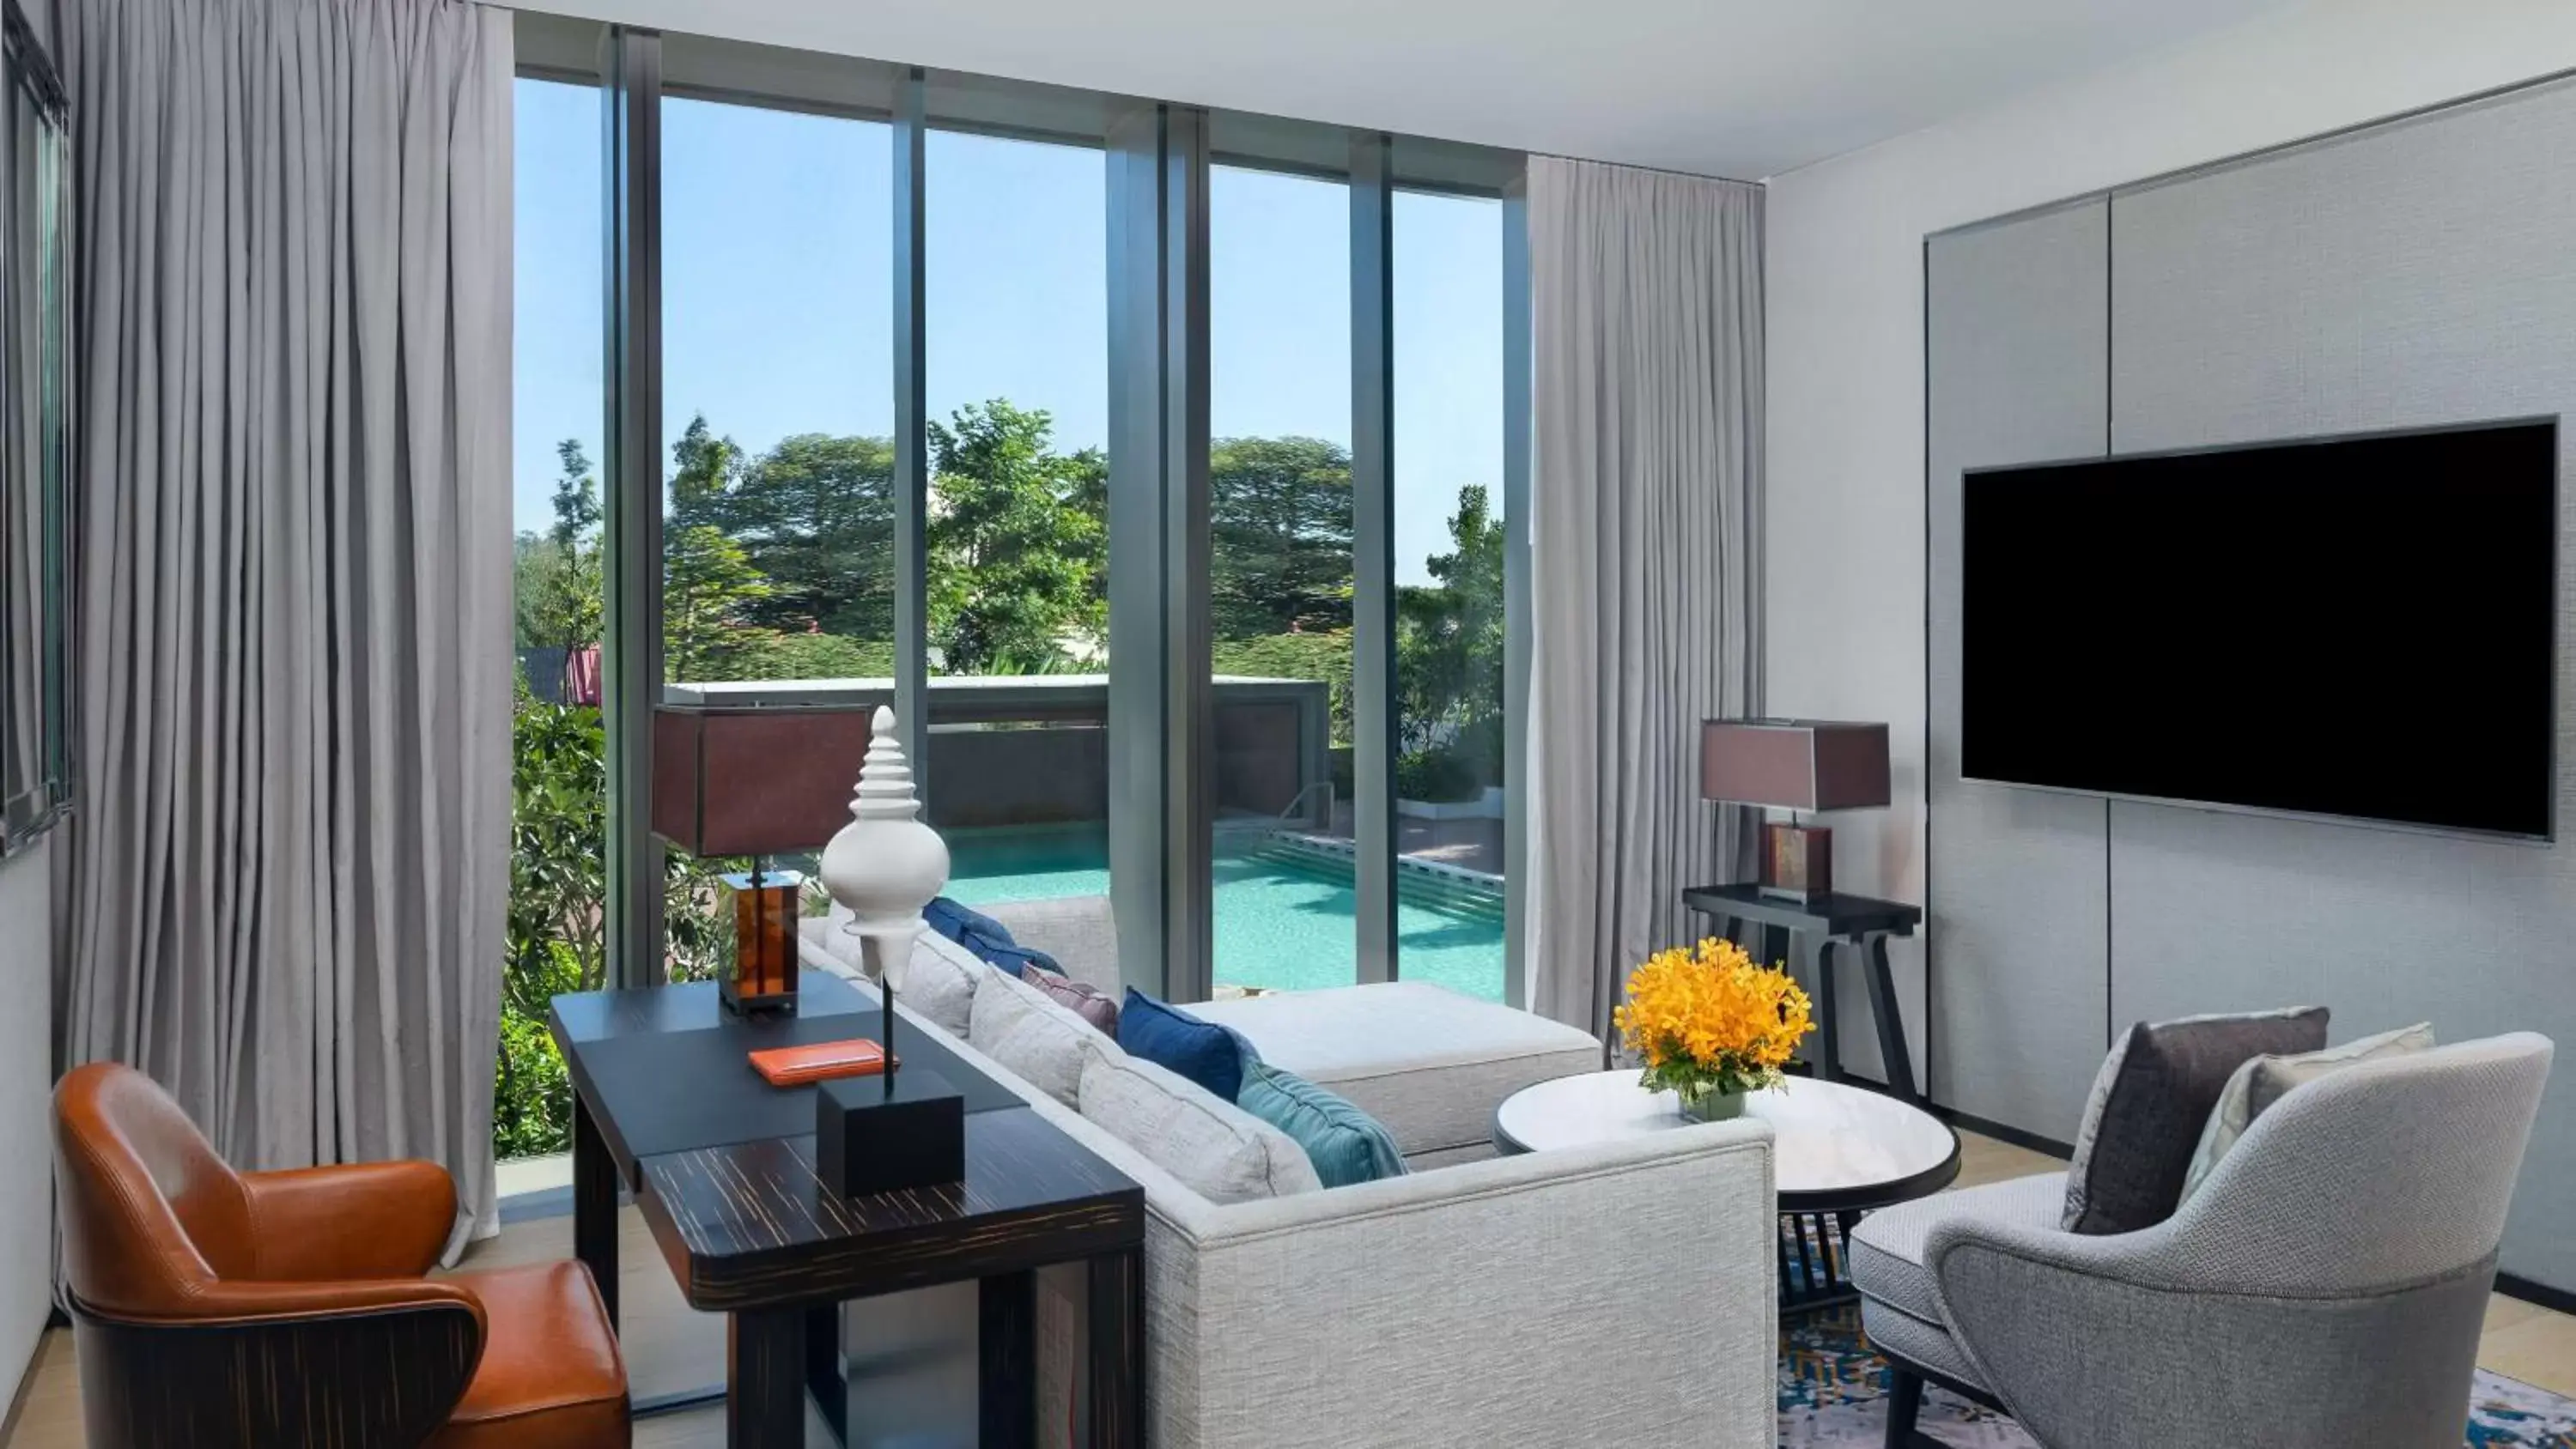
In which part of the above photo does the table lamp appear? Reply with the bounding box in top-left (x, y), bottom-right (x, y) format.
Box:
top-left (651, 701), bottom-right (878, 1014)
top-left (1700, 719), bottom-right (1891, 903)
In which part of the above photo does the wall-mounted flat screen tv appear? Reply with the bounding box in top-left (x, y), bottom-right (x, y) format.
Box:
top-left (1963, 419), bottom-right (2558, 840)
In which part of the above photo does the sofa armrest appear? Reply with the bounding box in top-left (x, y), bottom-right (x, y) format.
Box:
top-left (1158, 1125), bottom-right (1777, 1449)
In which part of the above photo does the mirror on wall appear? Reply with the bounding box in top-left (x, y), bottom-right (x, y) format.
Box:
top-left (0, 2), bottom-right (69, 858)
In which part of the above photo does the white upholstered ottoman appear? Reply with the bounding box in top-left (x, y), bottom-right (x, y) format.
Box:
top-left (1188, 981), bottom-right (1602, 1167)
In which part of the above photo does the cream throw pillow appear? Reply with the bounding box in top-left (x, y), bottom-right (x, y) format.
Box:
top-left (1078, 1051), bottom-right (1321, 1203)
top-left (968, 963), bottom-right (1103, 1110)
top-left (797, 908), bottom-right (981, 1039)
top-left (898, 929), bottom-right (984, 1040)
top-left (2178, 1022), bottom-right (2434, 1205)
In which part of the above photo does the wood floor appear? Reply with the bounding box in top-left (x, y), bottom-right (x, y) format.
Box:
top-left (6, 1130), bottom-right (2572, 1447)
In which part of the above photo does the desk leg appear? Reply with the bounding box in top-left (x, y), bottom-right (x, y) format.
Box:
top-left (1088, 1248), bottom-right (1144, 1449)
top-left (727, 1307), bottom-right (806, 1447)
top-left (1811, 937), bottom-right (1844, 1083)
top-left (979, 1272), bottom-right (1036, 1449)
top-left (805, 1302), bottom-right (847, 1446)
top-left (572, 1089), bottom-right (618, 1331)
top-left (1862, 933), bottom-right (1922, 1103)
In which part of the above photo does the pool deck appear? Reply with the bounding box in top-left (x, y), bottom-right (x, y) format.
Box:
top-left (1323, 800), bottom-right (1505, 876)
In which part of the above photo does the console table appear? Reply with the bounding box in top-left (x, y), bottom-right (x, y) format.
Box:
top-left (549, 969), bottom-right (1145, 1447)
top-left (1680, 884), bottom-right (1923, 1104)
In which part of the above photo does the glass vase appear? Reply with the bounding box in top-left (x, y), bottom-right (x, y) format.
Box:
top-left (1679, 1083), bottom-right (1746, 1123)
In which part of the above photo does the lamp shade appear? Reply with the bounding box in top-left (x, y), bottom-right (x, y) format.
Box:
top-left (1700, 718), bottom-right (1890, 812)
top-left (652, 705), bottom-right (878, 857)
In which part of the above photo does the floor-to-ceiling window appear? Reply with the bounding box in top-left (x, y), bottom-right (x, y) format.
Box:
top-left (499, 70), bottom-right (606, 1161)
top-left (512, 27), bottom-right (1526, 1062)
top-left (1391, 188), bottom-right (1508, 1000)
top-left (919, 127), bottom-right (1119, 984)
top-left (1207, 161), bottom-right (1358, 995)
top-left (656, 92), bottom-right (896, 977)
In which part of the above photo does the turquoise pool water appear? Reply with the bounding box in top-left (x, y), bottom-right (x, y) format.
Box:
top-left (945, 827), bottom-right (1506, 1002)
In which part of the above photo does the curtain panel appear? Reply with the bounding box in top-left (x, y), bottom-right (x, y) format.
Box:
top-left (1527, 156), bottom-right (1764, 1045)
top-left (49, 0), bottom-right (513, 1250)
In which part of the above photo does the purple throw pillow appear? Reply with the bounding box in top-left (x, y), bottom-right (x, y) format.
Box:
top-left (1024, 964), bottom-right (1120, 1037)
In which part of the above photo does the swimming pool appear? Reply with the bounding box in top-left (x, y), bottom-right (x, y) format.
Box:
top-left (944, 825), bottom-right (1507, 1002)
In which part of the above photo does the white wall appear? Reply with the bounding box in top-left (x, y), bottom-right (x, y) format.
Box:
top-left (1765, 0), bottom-right (2576, 1088)
top-left (0, 841), bottom-right (51, 1404)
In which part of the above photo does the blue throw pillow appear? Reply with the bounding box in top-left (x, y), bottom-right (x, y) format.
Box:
top-left (1236, 1058), bottom-right (1406, 1188)
top-left (1117, 991), bottom-right (1245, 1102)
top-left (923, 896), bottom-right (1060, 978)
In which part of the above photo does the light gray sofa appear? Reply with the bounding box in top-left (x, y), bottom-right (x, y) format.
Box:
top-left (799, 916), bottom-right (1781, 1448)
top-left (1851, 1033), bottom-right (2554, 1449)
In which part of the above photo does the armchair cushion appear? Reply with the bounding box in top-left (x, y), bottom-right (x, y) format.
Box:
top-left (1858, 1297), bottom-right (1987, 1391)
top-left (1850, 1169), bottom-right (2064, 1325)
top-left (430, 1261), bottom-right (629, 1449)
top-left (2179, 1022), bottom-right (2433, 1205)
top-left (2062, 1005), bottom-right (2327, 1234)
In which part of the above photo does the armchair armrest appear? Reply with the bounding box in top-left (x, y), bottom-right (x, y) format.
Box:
top-left (1172, 1125), bottom-right (1779, 1449)
top-left (243, 1159), bottom-right (458, 1280)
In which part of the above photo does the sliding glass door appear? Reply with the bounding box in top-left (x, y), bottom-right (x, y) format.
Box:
top-left (1391, 188), bottom-right (1509, 1001)
top-left (1207, 161), bottom-right (1357, 996)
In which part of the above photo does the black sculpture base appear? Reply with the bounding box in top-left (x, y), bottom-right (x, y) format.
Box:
top-left (816, 1066), bottom-right (966, 1198)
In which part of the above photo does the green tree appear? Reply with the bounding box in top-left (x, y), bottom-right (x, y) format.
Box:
top-left (927, 400), bottom-right (1103, 675)
top-left (663, 523), bottom-right (774, 683)
top-left (514, 440), bottom-right (603, 652)
top-left (548, 439), bottom-right (601, 547)
top-left (667, 413), bottom-right (743, 531)
top-left (1210, 436), bottom-right (1353, 639)
top-left (1396, 483), bottom-right (1507, 782)
top-left (714, 433), bottom-right (898, 639)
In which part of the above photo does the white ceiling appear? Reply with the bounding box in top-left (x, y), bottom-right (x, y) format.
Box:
top-left (515, 0), bottom-right (2306, 179)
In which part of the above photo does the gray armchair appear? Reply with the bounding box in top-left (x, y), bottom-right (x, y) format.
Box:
top-left (1850, 1033), bottom-right (2554, 1449)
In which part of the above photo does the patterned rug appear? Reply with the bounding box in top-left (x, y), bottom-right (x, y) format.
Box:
top-left (1779, 1304), bottom-right (2576, 1448)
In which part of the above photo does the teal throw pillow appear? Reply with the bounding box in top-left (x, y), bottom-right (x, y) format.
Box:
top-left (1236, 1058), bottom-right (1406, 1188)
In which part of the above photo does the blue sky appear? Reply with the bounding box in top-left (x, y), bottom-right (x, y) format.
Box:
top-left (513, 79), bottom-right (1503, 585)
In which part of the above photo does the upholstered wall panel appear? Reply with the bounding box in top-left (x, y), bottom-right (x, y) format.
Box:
top-left (2103, 77), bottom-right (2576, 1290)
top-left (1923, 201), bottom-right (2111, 1138)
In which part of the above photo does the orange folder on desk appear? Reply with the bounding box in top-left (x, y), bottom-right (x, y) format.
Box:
top-left (748, 1039), bottom-right (894, 1088)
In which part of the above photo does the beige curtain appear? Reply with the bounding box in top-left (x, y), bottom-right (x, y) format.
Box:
top-left (1527, 157), bottom-right (1764, 1044)
top-left (50, 0), bottom-right (514, 1250)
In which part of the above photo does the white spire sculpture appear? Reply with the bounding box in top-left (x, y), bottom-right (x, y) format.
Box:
top-left (819, 706), bottom-right (951, 1002)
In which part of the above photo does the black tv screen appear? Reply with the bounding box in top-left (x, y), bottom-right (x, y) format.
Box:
top-left (1963, 420), bottom-right (2558, 839)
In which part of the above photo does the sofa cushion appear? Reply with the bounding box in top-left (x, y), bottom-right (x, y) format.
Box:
top-left (926, 896), bottom-right (1061, 979)
top-left (1118, 991), bottom-right (1245, 1102)
top-left (900, 930), bottom-right (987, 1040)
top-left (798, 911), bottom-right (980, 1039)
top-left (1077, 1051), bottom-right (1321, 1203)
top-left (2178, 1022), bottom-right (2434, 1206)
top-left (1024, 963), bottom-right (1119, 1037)
top-left (969, 966), bottom-right (1104, 1110)
top-left (1188, 982), bottom-right (1601, 1157)
top-left (1850, 1170), bottom-right (2067, 1325)
top-left (2063, 1006), bottom-right (2327, 1234)
top-left (980, 894), bottom-right (1120, 990)
top-left (1236, 1058), bottom-right (1406, 1188)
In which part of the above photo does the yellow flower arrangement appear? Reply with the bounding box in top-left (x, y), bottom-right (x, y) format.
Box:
top-left (1613, 937), bottom-right (1815, 1116)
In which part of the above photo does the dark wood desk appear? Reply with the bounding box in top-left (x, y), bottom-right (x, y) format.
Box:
top-left (1680, 884), bottom-right (1924, 1104)
top-left (549, 970), bottom-right (1145, 1448)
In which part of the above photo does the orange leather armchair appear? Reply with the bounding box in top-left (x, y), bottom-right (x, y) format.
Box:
top-left (53, 1062), bottom-right (630, 1449)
